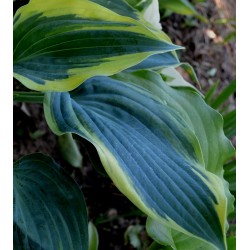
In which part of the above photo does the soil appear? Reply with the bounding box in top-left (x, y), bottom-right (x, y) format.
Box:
top-left (13, 1), bottom-right (236, 249)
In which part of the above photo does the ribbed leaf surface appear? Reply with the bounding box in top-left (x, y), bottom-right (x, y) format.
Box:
top-left (113, 70), bottom-right (234, 214)
top-left (13, 0), bottom-right (181, 91)
top-left (44, 73), bottom-right (231, 249)
top-left (13, 153), bottom-right (88, 250)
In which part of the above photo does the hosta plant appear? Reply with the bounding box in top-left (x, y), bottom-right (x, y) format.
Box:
top-left (13, 0), bottom-right (235, 249)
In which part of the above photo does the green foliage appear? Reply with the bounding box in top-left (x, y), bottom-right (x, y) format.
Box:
top-left (205, 79), bottom-right (236, 249)
top-left (146, 217), bottom-right (216, 249)
top-left (13, 0), bottom-right (235, 249)
top-left (13, 153), bottom-right (88, 249)
top-left (44, 71), bottom-right (233, 249)
top-left (159, 0), bottom-right (207, 22)
top-left (88, 222), bottom-right (99, 250)
top-left (13, 0), bottom-right (181, 91)
top-left (58, 133), bottom-right (83, 168)
top-left (226, 237), bottom-right (236, 250)
top-left (205, 79), bottom-right (236, 140)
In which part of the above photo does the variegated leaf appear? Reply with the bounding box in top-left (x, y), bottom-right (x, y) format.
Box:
top-left (13, 0), bottom-right (181, 91)
top-left (44, 72), bottom-right (233, 249)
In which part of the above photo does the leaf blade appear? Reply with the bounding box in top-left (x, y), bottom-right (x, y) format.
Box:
top-left (210, 80), bottom-right (236, 110)
top-left (44, 74), bottom-right (230, 249)
top-left (13, 0), bottom-right (181, 91)
top-left (13, 153), bottom-right (88, 250)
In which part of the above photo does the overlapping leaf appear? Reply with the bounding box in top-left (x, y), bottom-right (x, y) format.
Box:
top-left (13, 0), bottom-right (181, 91)
top-left (127, 52), bottom-right (179, 71)
top-left (44, 72), bottom-right (233, 249)
top-left (114, 70), bottom-right (234, 210)
top-left (13, 153), bottom-right (88, 250)
top-left (114, 70), bottom-right (234, 250)
top-left (146, 217), bottom-right (215, 250)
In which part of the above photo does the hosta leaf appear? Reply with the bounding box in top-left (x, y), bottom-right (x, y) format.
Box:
top-left (128, 52), bottom-right (180, 72)
top-left (146, 217), bottom-right (175, 248)
top-left (113, 70), bottom-right (234, 213)
top-left (160, 67), bottom-right (198, 91)
top-left (89, 0), bottom-right (139, 20)
top-left (88, 222), bottom-right (99, 250)
top-left (113, 70), bottom-right (234, 249)
top-left (58, 133), bottom-right (83, 168)
top-left (44, 73), bottom-right (233, 249)
top-left (125, 0), bottom-right (153, 12)
top-left (140, 0), bottom-right (161, 30)
top-left (146, 217), bottom-right (216, 250)
top-left (147, 241), bottom-right (170, 250)
top-left (13, 0), bottom-right (181, 92)
top-left (127, 52), bottom-right (179, 71)
top-left (179, 63), bottom-right (200, 87)
top-left (13, 153), bottom-right (88, 250)
top-left (94, 0), bottom-right (171, 40)
top-left (114, 70), bottom-right (234, 175)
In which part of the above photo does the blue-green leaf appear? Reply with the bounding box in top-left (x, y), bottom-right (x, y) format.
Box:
top-left (113, 70), bottom-right (234, 212)
top-left (13, 0), bottom-right (181, 92)
top-left (113, 70), bottom-right (234, 250)
top-left (127, 52), bottom-right (179, 71)
top-left (13, 153), bottom-right (88, 250)
top-left (44, 72), bottom-right (233, 249)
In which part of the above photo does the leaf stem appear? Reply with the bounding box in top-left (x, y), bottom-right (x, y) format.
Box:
top-left (13, 91), bottom-right (44, 103)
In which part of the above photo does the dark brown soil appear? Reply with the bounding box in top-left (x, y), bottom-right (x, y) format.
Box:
top-left (13, 0), bottom-right (235, 249)
top-left (162, 0), bottom-right (235, 92)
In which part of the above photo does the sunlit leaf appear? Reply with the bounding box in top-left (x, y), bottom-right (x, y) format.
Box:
top-left (13, 0), bottom-right (181, 92)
